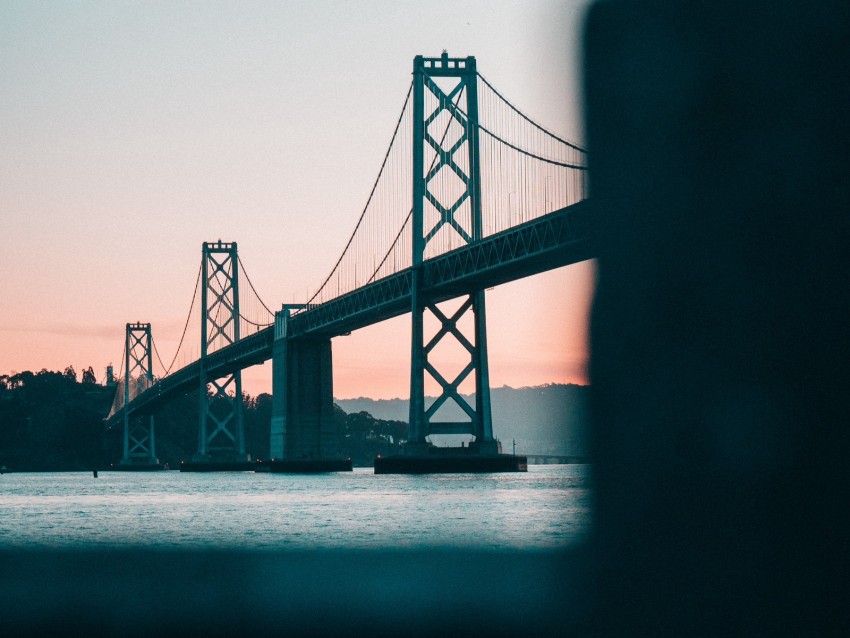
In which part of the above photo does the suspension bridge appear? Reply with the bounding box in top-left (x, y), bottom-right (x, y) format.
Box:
top-left (106, 52), bottom-right (592, 472)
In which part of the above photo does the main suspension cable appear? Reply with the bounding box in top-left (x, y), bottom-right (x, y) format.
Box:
top-left (150, 336), bottom-right (167, 379)
top-left (365, 78), bottom-right (468, 284)
top-left (438, 91), bottom-right (587, 170)
top-left (162, 262), bottom-right (202, 376)
top-left (307, 81), bottom-right (414, 304)
top-left (476, 71), bottom-right (587, 153)
top-left (238, 255), bottom-right (275, 318)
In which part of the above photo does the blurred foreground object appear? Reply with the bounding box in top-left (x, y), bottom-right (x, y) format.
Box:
top-left (585, 1), bottom-right (850, 635)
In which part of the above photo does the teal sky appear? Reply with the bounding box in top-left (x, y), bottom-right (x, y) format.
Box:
top-left (0, 0), bottom-right (594, 398)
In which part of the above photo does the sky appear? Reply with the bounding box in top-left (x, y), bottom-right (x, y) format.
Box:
top-left (0, 0), bottom-right (594, 400)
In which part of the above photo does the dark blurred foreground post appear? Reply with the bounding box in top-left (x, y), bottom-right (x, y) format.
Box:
top-left (584, 1), bottom-right (850, 634)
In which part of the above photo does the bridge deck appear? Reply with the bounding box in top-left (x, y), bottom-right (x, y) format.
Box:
top-left (109, 201), bottom-right (592, 420)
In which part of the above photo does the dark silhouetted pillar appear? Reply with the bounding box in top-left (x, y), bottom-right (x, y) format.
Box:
top-left (584, 1), bottom-right (850, 634)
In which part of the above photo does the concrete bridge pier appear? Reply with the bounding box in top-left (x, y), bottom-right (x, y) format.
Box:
top-left (266, 308), bottom-right (351, 472)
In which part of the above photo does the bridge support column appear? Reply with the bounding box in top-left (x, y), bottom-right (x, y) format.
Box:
top-left (375, 53), bottom-right (524, 472)
top-left (408, 292), bottom-right (498, 452)
top-left (403, 53), bottom-right (502, 458)
top-left (269, 309), bottom-right (289, 460)
top-left (266, 308), bottom-right (350, 472)
top-left (471, 288), bottom-right (497, 453)
top-left (120, 322), bottom-right (161, 470)
top-left (185, 241), bottom-right (251, 471)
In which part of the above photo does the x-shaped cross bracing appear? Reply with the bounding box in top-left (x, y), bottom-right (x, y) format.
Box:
top-left (205, 376), bottom-right (238, 447)
top-left (422, 75), bottom-right (475, 247)
top-left (206, 254), bottom-right (237, 349)
top-left (423, 297), bottom-right (478, 424)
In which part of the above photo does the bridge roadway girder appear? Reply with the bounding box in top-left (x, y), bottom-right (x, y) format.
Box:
top-left (109, 202), bottom-right (593, 424)
top-left (290, 201), bottom-right (593, 338)
top-left (107, 329), bottom-right (274, 421)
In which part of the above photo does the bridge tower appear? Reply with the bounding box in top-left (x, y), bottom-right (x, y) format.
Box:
top-left (120, 322), bottom-right (159, 467)
top-left (194, 241), bottom-right (248, 464)
top-left (408, 52), bottom-right (497, 454)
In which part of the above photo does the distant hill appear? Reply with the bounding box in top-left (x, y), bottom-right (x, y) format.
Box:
top-left (335, 383), bottom-right (589, 456)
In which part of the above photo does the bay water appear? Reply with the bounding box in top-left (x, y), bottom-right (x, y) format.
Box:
top-left (0, 465), bottom-right (590, 550)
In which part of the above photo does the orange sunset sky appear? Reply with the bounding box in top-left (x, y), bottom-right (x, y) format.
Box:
top-left (0, 0), bottom-right (594, 399)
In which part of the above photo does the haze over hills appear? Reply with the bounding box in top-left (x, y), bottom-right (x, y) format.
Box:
top-left (1, 371), bottom-right (587, 468)
top-left (335, 383), bottom-right (589, 456)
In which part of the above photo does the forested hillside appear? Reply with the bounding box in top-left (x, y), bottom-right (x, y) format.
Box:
top-left (0, 368), bottom-right (407, 469)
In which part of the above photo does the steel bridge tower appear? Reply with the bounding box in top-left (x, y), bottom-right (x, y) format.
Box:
top-left (408, 52), bottom-right (498, 454)
top-left (120, 322), bottom-right (159, 466)
top-left (195, 241), bottom-right (248, 463)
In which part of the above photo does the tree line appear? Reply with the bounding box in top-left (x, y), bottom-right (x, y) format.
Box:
top-left (0, 367), bottom-right (407, 470)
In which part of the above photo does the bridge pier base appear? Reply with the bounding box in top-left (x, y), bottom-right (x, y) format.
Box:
top-left (266, 309), bottom-right (351, 473)
top-left (374, 443), bottom-right (527, 474)
top-left (377, 430), bottom-right (526, 475)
